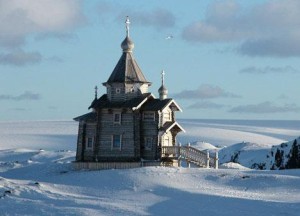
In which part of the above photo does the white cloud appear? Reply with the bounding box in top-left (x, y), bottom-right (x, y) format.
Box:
top-left (12, 108), bottom-right (28, 112)
top-left (182, 0), bottom-right (300, 57)
top-left (239, 66), bottom-right (299, 74)
top-left (0, 0), bottom-right (85, 48)
top-left (173, 84), bottom-right (241, 99)
top-left (120, 9), bottom-right (176, 30)
top-left (0, 91), bottom-right (41, 101)
top-left (188, 101), bottom-right (225, 109)
top-left (0, 50), bottom-right (42, 66)
top-left (229, 101), bottom-right (300, 113)
top-left (96, 2), bottom-right (175, 30)
top-left (278, 94), bottom-right (289, 100)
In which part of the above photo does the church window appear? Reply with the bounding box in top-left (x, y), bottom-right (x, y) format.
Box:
top-left (164, 111), bottom-right (171, 121)
top-left (113, 113), bottom-right (121, 124)
top-left (164, 136), bottom-right (171, 146)
top-left (116, 88), bottom-right (121, 94)
top-left (112, 135), bottom-right (122, 149)
top-left (86, 137), bottom-right (94, 149)
top-left (144, 137), bottom-right (153, 150)
top-left (143, 112), bottom-right (155, 121)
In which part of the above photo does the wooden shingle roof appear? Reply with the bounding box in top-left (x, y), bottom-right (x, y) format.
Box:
top-left (142, 99), bottom-right (172, 111)
top-left (89, 93), bottom-right (153, 110)
top-left (160, 121), bottom-right (185, 133)
top-left (142, 99), bottom-right (182, 112)
top-left (73, 112), bottom-right (97, 122)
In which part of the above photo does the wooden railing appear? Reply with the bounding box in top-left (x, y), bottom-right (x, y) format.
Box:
top-left (161, 144), bottom-right (218, 169)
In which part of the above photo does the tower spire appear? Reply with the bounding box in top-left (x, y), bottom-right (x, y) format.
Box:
top-left (158, 70), bottom-right (168, 100)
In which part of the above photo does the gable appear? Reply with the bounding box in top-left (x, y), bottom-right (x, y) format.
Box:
top-left (160, 121), bottom-right (185, 133)
top-left (142, 98), bottom-right (182, 112)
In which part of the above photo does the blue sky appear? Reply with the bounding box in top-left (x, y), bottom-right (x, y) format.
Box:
top-left (0, 0), bottom-right (299, 121)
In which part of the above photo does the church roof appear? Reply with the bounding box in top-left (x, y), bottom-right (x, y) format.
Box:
top-left (73, 112), bottom-right (97, 122)
top-left (142, 99), bottom-right (172, 111)
top-left (160, 121), bottom-right (185, 133)
top-left (104, 51), bottom-right (150, 85)
top-left (89, 93), bottom-right (153, 110)
top-left (142, 98), bottom-right (182, 112)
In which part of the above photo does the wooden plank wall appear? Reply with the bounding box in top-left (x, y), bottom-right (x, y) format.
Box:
top-left (73, 160), bottom-right (178, 170)
top-left (140, 112), bottom-right (159, 160)
top-left (96, 109), bottom-right (137, 159)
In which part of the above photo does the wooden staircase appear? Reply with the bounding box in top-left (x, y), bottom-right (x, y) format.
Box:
top-left (161, 145), bottom-right (218, 169)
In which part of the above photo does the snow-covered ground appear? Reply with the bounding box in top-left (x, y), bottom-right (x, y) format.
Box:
top-left (0, 120), bottom-right (299, 215)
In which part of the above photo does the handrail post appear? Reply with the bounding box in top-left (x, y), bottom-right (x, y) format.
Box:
top-left (215, 150), bottom-right (219, 169)
top-left (206, 150), bottom-right (210, 168)
top-left (187, 142), bottom-right (190, 160)
top-left (187, 143), bottom-right (191, 168)
top-left (178, 143), bottom-right (181, 158)
top-left (178, 143), bottom-right (182, 167)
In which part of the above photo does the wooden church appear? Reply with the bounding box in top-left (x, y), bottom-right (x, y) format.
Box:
top-left (74, 17), bottom-right (185, 169)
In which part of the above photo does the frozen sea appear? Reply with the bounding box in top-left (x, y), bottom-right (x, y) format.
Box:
top-left (0, 119), bottom-right (299, 150)
top-left (178, 119), bottom-right (300, 147)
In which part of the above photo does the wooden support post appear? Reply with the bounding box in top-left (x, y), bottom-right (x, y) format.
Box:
top-left (178, 143), bottom-right (181, 167)
top-left (206, 150), bottom-right (210, 168)
top-left (215, 151), bottom-right (219, 169)
top-left (187, 142), bottom-right (190, 163)
top-left (188, 143), bottom-right (191, 168)
top-left (178, 143), bottom-right (182, 157)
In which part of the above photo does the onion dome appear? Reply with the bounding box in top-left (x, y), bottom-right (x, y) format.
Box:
top-left (121, 36), bottom-right (134, 52)
top-left (158, 70), bottom-right (168, 100)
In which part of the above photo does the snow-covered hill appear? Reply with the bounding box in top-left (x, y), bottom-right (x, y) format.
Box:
top-left (219, 142), bottom-right (271, 168)
top-left (0, 120), bottom-right (300, 215)
top-left (219, 137), bottom-right (300, 170)
top-left (0, 148), bottom-right (300, 216)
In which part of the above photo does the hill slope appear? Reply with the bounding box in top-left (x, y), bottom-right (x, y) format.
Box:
top-left (0, 120), bottom-right (300, 215)
top-left (219, 137), bottom-right (300, 170)
top-left (1, 149), bottom-right (300, 215)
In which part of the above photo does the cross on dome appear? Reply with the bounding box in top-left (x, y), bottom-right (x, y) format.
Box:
top-left (121, 16), bottom-right (134, 52)
top-left (125, 16), bottom-right (130, 37)
top-left (161, 70), bottom-right (165, 86)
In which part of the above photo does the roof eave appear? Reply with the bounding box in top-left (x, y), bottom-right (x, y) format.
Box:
top-left (163, 122), bottom-right (186, 133)
top-left (161, 99), bottom-right (183, 112)
top-left (132, 94), bottom-right (154, 111)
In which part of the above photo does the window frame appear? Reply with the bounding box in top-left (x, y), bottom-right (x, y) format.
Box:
top-left (111, 134), bottom-right (122, 150)
top-left (115, 88), bottom-right (121, 94)
top-left (85, 137), bottom-right (94, 150)
top-left (144, 137), bottom-right (153, 150)
top-left (164, 136), bottom-right (171, 146)
top-left (164, 111), bottom-right (171, 121)
top-left (113, 112), bottom-right (121, 124)
top-left (143, 112), bottom-right (155, 121)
